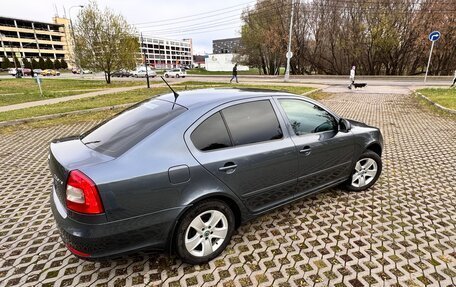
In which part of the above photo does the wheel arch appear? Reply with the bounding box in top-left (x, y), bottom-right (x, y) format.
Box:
top-left (166, 193), bottom-right (243, 254)
top-left (365, 142), bottom-right (382, 157)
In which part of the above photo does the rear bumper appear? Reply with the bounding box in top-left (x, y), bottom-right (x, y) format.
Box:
top-left (50, 189), bottom-right (184, 258)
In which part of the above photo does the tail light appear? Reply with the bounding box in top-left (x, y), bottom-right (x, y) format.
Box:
top-left (66, 170), bottom-right (104, 214)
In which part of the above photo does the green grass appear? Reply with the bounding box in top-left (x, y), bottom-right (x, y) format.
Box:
top-left (0, 83), bottom-right (316, 122)
top-left (0, 78), bottom-right (143, 106)
top-left (417, 88), bottom-right (456, 110)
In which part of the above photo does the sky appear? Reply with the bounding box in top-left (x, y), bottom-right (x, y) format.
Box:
top-left (0, 0), bottom-right (256, 54)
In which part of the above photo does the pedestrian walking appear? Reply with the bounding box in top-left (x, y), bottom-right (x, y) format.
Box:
top-left (451, 70), bottom-right (456, 87)
top-left (230, 63), bottom-right (238, 83)
top-left (348, 66), bottom-right (355, 89)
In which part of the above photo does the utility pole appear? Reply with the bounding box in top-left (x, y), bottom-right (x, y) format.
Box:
top-left (141, 33), bottom-right (150, 88)
top-left (284, 0), bottom-right (295, 82)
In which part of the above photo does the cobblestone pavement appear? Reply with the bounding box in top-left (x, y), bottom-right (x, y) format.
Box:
top-left (1, 92), bottom-right (455, 287)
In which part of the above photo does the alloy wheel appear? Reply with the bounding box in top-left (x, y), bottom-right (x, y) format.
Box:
top-left (184, 210), bottom-right (228, 257)
top-left (351, 158), bottom-right (378, 188)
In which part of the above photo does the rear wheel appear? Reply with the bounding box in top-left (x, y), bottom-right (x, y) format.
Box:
top-left (176, 74), bottom-right (180, 78)
top-left (345, 151), bottom-right (382, 191)
top-left (175, 200), bottom-right (235, 264)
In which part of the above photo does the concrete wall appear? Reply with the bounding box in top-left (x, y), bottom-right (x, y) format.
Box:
top-left (205, 53), bottom-right (248, 71)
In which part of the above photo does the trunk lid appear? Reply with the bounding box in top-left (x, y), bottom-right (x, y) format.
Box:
top-left (49, 136), bottom-right (114, 207)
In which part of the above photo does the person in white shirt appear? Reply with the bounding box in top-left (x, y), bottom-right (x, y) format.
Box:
top-left (451, 70), bottom-right (456, 87)
top-left (348, 66), bottom-right (356, 89)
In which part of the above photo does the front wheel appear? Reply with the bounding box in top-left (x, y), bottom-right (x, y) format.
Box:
top-left (175, 200), bottom-right (235, 264)
top-left (345, 151), bottom-right (382, 191)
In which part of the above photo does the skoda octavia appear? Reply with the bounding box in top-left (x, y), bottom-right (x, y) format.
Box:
top-left (49, 88), bottom-right (383, 264)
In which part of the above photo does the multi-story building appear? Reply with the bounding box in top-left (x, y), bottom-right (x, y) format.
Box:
top-left (140, 36), bottom-right (192, 69)
top-left (0, 16), bottom-right (74, 67)
top-left (212, 37), bottom-right (241, 54)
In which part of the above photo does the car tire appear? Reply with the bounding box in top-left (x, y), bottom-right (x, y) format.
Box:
top-left (175, 200), bottom-right (235, 265)
top-left (176, 74), bottom-right (180, 78)
top-left (165, 74), bottom-right (169, 78)
top-left (345, 151), bottom-right (382, 191)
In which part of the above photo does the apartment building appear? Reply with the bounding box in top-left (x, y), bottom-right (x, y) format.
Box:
top-left (0, 16), bottom-right (73, 66)
top-left (212, 37), bottom-right (241, 54)
top-left (140, 36), bottom-right (192, 69)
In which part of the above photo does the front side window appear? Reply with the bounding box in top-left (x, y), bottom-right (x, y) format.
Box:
top-left (222, 100), bottom-right (283, 146)
top-left (279, 99), bottom-right (337, 135)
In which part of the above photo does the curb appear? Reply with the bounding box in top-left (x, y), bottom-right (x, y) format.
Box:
top-left (0, 87), bottom-right (322, 128)
top-left (415, 91), bottom-right (456, 115)
top-left (301, 88), bottom-right (323, 96)
top-left (0, 103), bottom-right (134, 128)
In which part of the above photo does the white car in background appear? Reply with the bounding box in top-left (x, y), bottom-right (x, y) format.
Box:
top-left (136, 70), bottom-right (157, 78)
top-left (132, 66), bottom-right (155, 78)
top-left (164, 68), bottom-right (186, 78)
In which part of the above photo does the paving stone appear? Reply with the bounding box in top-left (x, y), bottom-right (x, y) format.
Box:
top-left (0, 92), bottom-right (455, 286)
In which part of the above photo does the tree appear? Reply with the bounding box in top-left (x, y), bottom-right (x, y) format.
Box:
top-left (38, 57), bottom-right (45, 69)
top-left (32, 58), bottom-right (38, 69)
top-left (74, 1), bottom-right (139, 83)
top-left (1, 56), bottom-right (11, 69)
top-left (45, 58), bottom-right (53, 69)
top-left (23, 58), bottom-right (31, 68)
top-left (12, 55), bottom-right (19, 69)
top-left (60, 59), bottom-right (68, 69)
top-left (54, 59), bottom-right (62, 69)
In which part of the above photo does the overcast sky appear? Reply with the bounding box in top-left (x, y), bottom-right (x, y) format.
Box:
top-left (1, 0), bottom-right (256, 54)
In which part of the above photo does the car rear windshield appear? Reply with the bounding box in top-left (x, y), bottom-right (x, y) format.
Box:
top-left (81, 99), bottom-right (187, 157)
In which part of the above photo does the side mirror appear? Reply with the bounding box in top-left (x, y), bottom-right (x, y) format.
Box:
top-left (339, 118), bottom-right (352, 133)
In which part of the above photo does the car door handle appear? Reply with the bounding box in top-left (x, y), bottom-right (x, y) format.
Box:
top-left (218, 163), bottom-right (237, 172)
top-left (299, 146), bottom-right (311, 155)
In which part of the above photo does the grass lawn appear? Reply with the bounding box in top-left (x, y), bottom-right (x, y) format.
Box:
top-left (0, 78), bottom-right (143, 106)
top-left (0, 82), bottom-right (316, 122)
top-left (417, 88), bottom-right (456, 110)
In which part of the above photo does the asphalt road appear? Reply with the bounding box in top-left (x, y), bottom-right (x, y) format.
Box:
top-left (1, 72), bottom-right (454, 89)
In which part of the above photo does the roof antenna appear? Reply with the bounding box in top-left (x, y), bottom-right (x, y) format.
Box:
top-left (160, 76), bottom-right (180, 109)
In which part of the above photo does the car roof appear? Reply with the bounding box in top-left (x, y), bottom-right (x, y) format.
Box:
top-left (156, 88), bottom-right (301, 109)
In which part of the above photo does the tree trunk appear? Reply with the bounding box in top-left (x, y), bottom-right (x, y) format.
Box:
top-left (104, 71), bottom-right (111, 84)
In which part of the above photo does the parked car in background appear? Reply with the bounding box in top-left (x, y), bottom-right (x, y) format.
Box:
top-left (132, 66), bottom-right (154, 77)
top-left (112, 70), bottom-right (131, 77)
top-left (136, 70), bottom-right (157, 78)
top-left (49, 88), bottom-right (383, 264)
top-left (32, 69), bottom-right (43, 75)
top-left (8, 68), bottom-right (32, 77)
top-left (42, 69), bottom-right (61, 76)
top-left (164, 68), bottom-right (186, 78)
top-left (72, 68), bottom-right (93, 74)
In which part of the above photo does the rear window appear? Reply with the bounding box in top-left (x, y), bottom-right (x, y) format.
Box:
top-left (81, 99), bottom-right (186, 157)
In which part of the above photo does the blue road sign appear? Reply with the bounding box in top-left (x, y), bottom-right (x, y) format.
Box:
top-left (429, 31), bottom-right (441, 42)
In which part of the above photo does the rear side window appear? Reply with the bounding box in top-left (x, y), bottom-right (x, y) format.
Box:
top-left (222, 100), bottom-right (283, 146)
top-left (191, 112), bottom-right (232, 151)
top-left (81, 99), bottom-right (186, 157)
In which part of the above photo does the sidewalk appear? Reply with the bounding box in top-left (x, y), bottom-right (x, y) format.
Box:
top-left (0, 85), bottom-right (146, 113)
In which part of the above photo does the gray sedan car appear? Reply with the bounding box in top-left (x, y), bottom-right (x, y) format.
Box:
top-left (49, 88), bottom-right (383, 264)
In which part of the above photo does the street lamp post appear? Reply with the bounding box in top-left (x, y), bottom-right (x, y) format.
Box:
top-left (69, 5), bottom-right (84, 73)
top-left (284, 0), bottom-right (295, 82)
